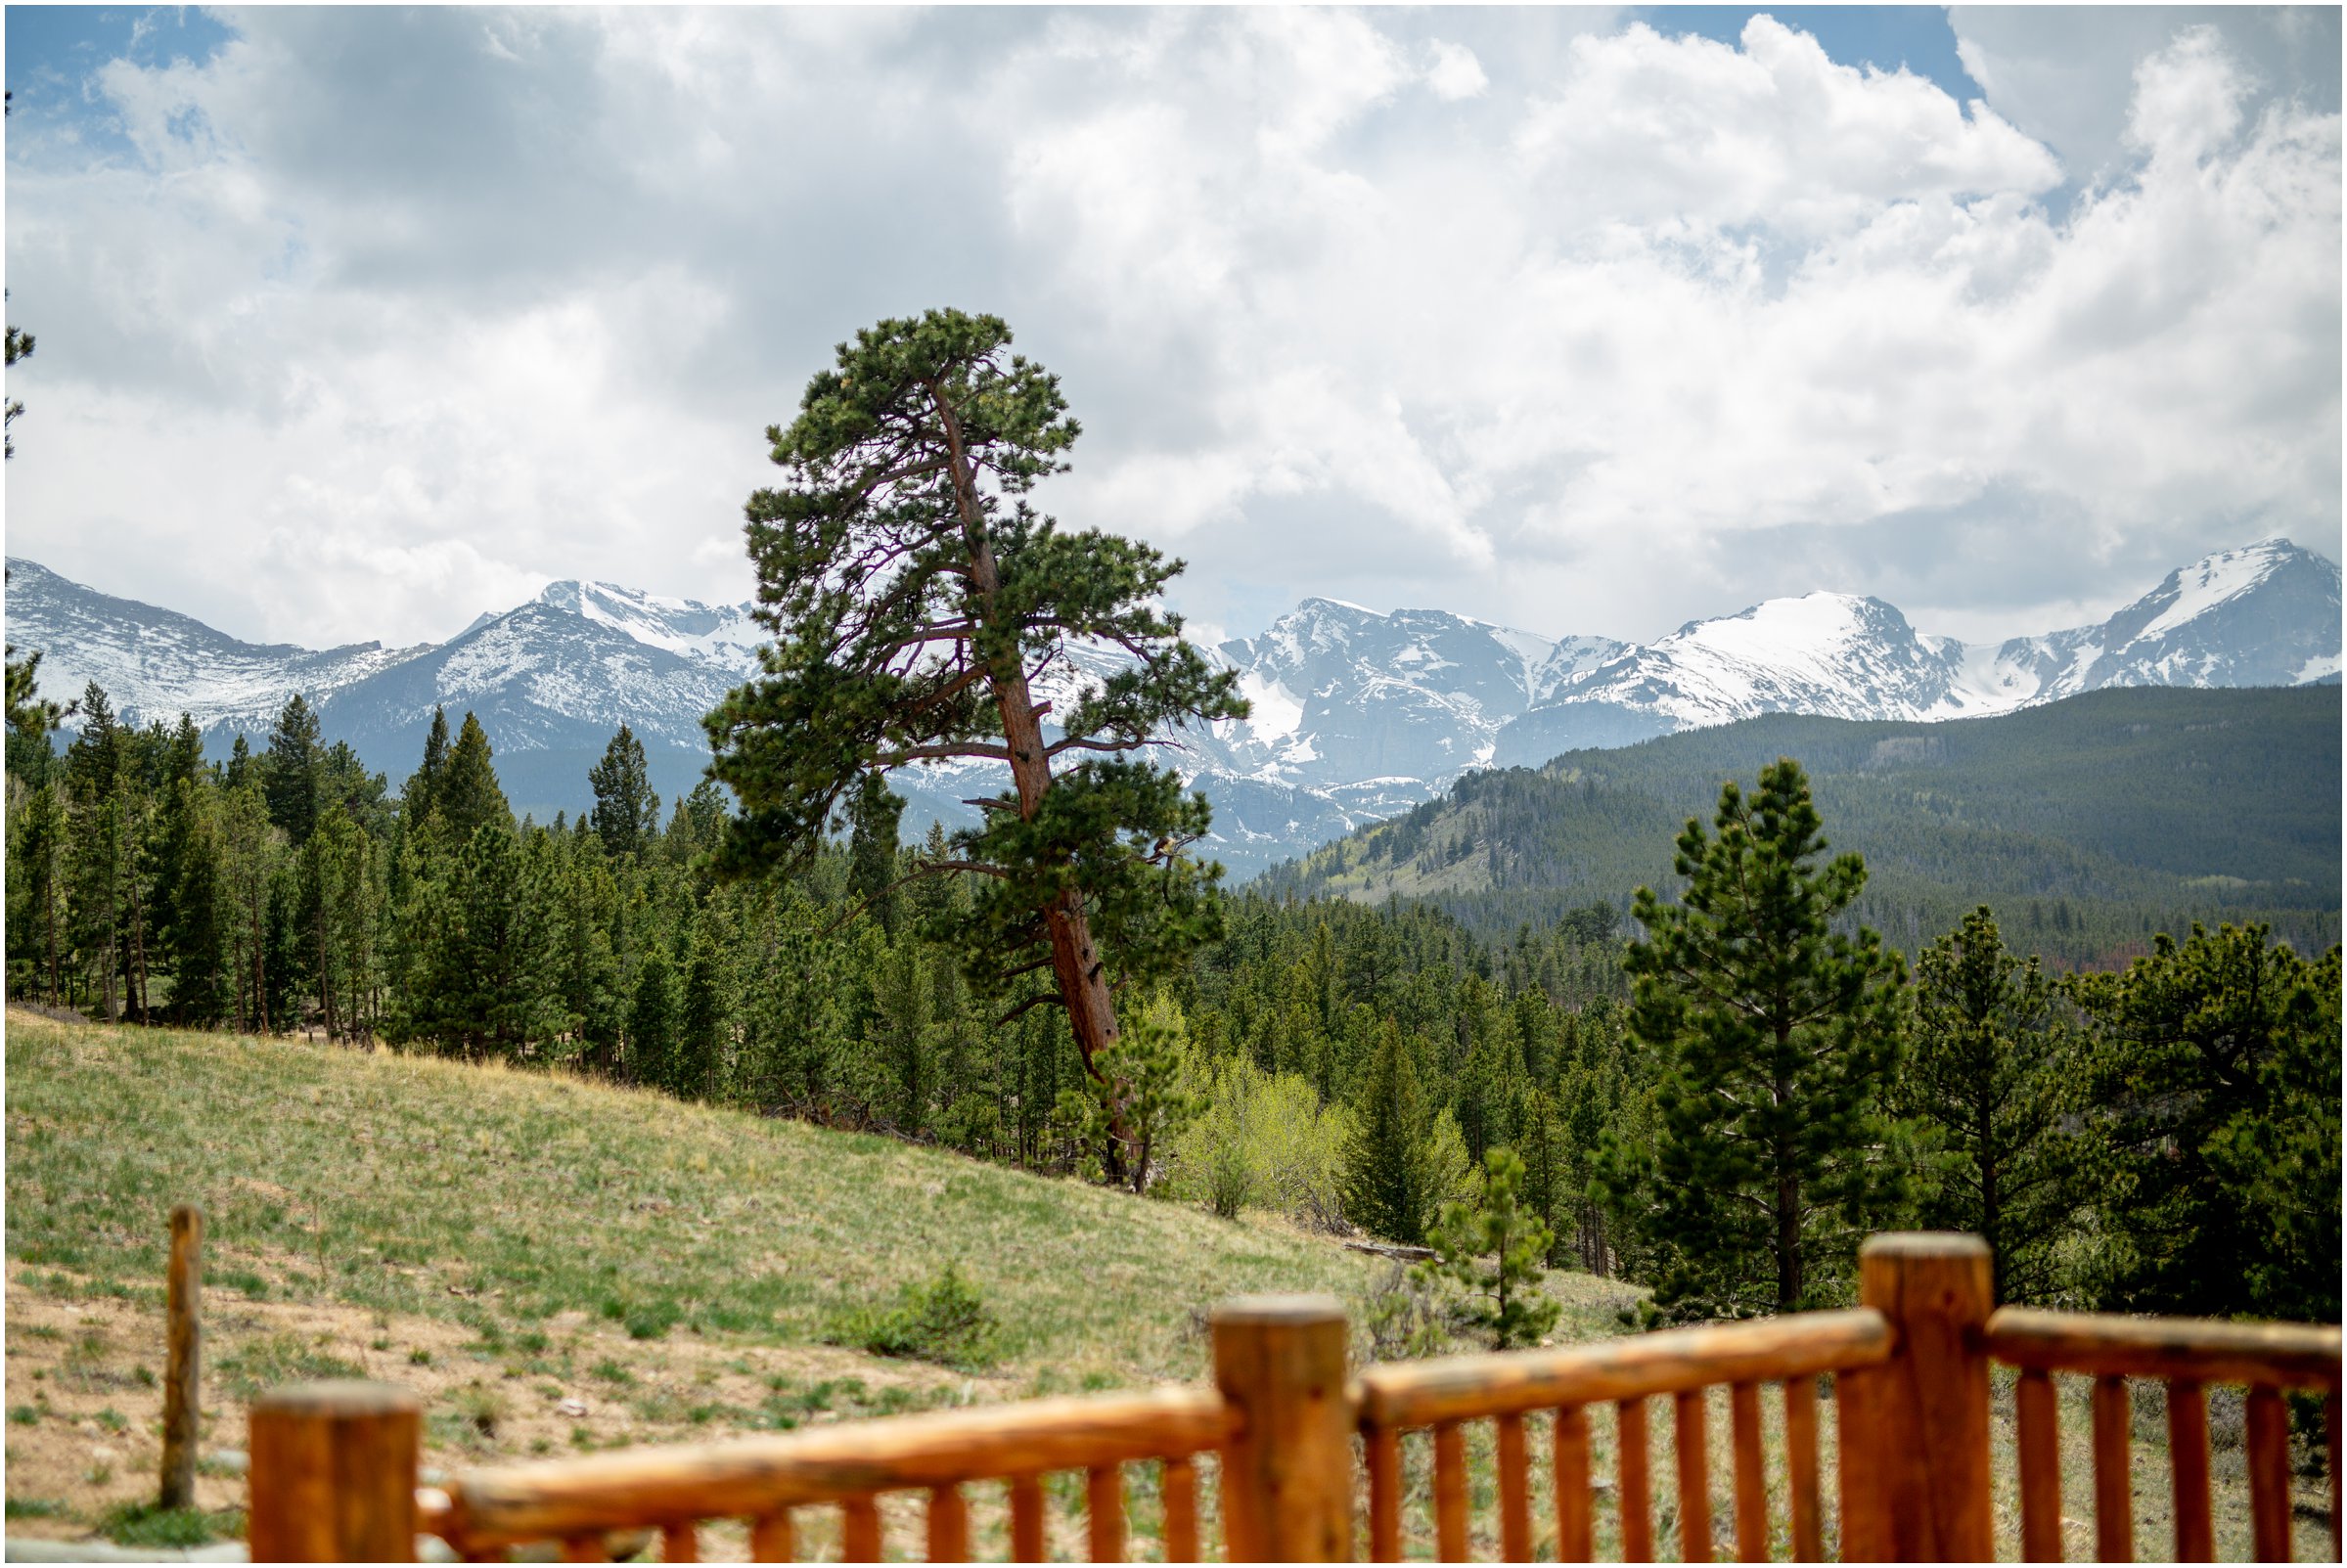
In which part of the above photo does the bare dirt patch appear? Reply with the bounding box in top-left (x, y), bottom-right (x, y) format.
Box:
top-left (3, 1259), bottom-right (1012, 1550)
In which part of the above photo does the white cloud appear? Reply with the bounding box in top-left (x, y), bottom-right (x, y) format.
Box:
top-left (1425, 41), bottom-right (1488, 103)
top-left (3, 8), bottom-right (2335, 652)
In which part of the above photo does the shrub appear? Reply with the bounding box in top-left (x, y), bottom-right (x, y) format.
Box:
top-left (1172, 1058), bottom-right (1352, 1229)
top-left (829, 1263), bottom-right (1000, 1369)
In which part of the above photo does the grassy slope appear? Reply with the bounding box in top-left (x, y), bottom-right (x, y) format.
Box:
top-left (3, 1010), bottom-right (1384, 1385)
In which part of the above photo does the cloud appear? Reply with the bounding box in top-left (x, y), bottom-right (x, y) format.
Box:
top-left (3, 7), bottom-right (2336, 654)
top-left (1425, 41), bottom-right (1488, 103)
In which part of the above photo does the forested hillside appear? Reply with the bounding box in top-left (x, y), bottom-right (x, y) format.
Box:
top-left (1259, 685), bottom-right (2341, 966)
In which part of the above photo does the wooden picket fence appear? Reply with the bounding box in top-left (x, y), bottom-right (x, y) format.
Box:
top-left (244, 1234), bottom-right (2341, 1562)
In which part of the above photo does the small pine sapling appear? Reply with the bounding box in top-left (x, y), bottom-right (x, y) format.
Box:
top-left (1417, 1147), bottom-right (1562, 1351)
top-left (1053, 994), bottom-right (1202, 1192)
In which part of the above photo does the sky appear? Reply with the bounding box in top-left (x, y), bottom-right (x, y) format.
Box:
top-left (3, 6), bottom-right (2339, 652)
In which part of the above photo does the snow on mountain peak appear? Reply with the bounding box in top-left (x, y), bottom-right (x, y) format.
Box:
top-left (2127, 539), bottom-right (2296, 647)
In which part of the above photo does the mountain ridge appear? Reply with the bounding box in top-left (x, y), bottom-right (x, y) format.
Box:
top-left (6, 537), bottom-right (2336, 874)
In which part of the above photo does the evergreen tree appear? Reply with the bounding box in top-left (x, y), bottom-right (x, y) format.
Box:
top-left (219, 782), bottom-right (278, 1031)
top-left (400, 823), bottom-right (554, 1059)
top-left (1342, 1022), bottom-right (1439, 1243)
top-left (845, 771), bottom-right (906, 931)
top-left (704, 309), bottom-right (1246, 1177)
top-left (675, 918), bottom-right (727, 1100)
top-left (1902, 908), bottom-right (2091, 1304)
top-left (1419, 1147), bottom-right (1562, 1350)
top-left (550, 834), bottom-right (623, 1072)
top-left (588, 724), bottom-right (660, 859)
top-left (224, 734), bottom-right (255, 792)
top-left (2073, 923), bottom-right (2342, 1323)
top-left (262, 694), bottom-right (323, 845)
top-left (10, 784), bottom-right (71, 1003)
top-left (318, 740), bottom-right (391, 838)
top-left (1618, 759), bottom-right (1907, 1315)
top-left (436, 713), bottom-right (512, 843)
top-left (402, 706), bottom-right (451, 828)
top-left (157, 777), bottom-right (233, 1026)
top-left (626, 944), bottom-right (679, 1089)
top-left (1054, 993), bottom-right (1203, 1191)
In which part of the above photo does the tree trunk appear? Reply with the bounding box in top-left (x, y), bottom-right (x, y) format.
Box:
top-left (932, 383), bottom-right (1130, 1181)
top-left (126, 862), bottom-right (152, 1026)
top-left (42, 872), bottom-right (62, 1007)
top-left (316, 900), bottom-right (336, 1041)
top-left (249, 885), bottom-right (268, 1034)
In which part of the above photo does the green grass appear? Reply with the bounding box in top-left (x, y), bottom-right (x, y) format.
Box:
top-left (95, 1500), bottom-right (243, 1548)
top-left (5, 1497), bottom-right (72, 1520)
top-left (4, 1009), bottom-right (1382, 1382)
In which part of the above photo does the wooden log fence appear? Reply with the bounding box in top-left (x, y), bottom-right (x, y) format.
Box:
top-left (233, 1233), bottom-right (2339, 1562)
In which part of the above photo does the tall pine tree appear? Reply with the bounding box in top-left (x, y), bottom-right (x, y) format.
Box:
top-left (1902, 907), bottom-right (2091, 1305)
top-left (704, 309), bottom-right (1246, 1177)
top-left (588, 724), bottom-right (659, 859)
top-left (1617, 759), bottom-right (1907, 1315)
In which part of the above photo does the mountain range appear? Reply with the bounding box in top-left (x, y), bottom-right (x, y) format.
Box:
top-left (5, 537), bottom-right (2337, 875)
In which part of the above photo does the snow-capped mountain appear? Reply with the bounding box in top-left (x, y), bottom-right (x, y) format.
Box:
top-left (5, 537), bottom-right (2335, 876)
top-left (1, 559), bottom-right (431, 734)
top-left (1491, 538), bottom-right (2342, 767)
top-left (1191, 600), bottom-right (1622, 784)
top-left (1981, 539), bottom-right (2343, 700)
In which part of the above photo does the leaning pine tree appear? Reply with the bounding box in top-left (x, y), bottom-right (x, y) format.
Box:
top-left (1615, 758), bottom-right (1907, 1316)
top-left (706, 310), bottom-right (1246, 1179)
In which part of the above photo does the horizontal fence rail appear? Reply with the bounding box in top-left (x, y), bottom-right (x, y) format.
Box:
top-left (426, 1387), bottom-right (1237, 1561)
top-left (1986, 1305), bottom-right (2344, 1565)
top-left (238, 1234), bottom-right (2343, 1563)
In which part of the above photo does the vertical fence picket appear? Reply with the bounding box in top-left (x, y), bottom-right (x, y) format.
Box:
top-left (2016, 1367), bottom-right (2063, 1562)
top-left (1729, 1381), bottom-right (1766, 1562)
top-left (1366, 1427), bottom-right (1403, 1562)
top-left (1008, 1475), bottom-right (1046, 1564)
top-left (926, 1484), bottom-right (969, 1563)
top-left (1783, 1377), bottom-right (1822, 1564)
top-left (1619, 1397), bottom-right (1653, 1564)
top-left (561, 1534), bottom-right (608, 1562)
top-left (659, 1521), bottom-right (699, 1563)
top-left (1554, 1405), bottom-right (1593, 1564)
top-left (2164, 1379), bottom-right (2211, 1563)
top-left (1160, 1456), bottom-right (1199, 1565)
top-left (1675, 1389), bottom-right (1713, 1563)
top-left (840, 1496), bottom-right (882, 1562)
top-left (1496, 1411), bottom-right (1532, 1562)
top-left (1832, 1365), bottom-right (1888, 1563)
top-left (1433, 1419), bottom-right (1470, 1562)
top-left (1087, 1464), bottom-right (1125, 1563)
top-left (748, 1511), bottom-right (794, 1563)
top-left (2090, 1375), bottom-right (2133, 1563)
top-left (2245, 1385), bottom-right (2291, 1562)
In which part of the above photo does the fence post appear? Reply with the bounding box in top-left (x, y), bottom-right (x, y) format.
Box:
top-left (1859, 1232), bottom-right (1995, 1561)
top-left (159, 1204), bottom-right (202, 1509)
top-left (248, 1380), bottom-right (421, 1562)
top-left (1212, 1294), bottom-right (1353, 1561)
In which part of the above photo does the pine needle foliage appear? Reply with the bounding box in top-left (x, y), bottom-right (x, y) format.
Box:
top-left (2072, 922), bottom-right (2342, 1324)
top-left (704, 309), bottom-right (1246, 1173)
top-left (1902, 907), bottom-right (2097, 1305)
top-left (1615, 758), bottom-right (1907, 1315)
top-left (1417, 1146), bottom-right (1562, 1350)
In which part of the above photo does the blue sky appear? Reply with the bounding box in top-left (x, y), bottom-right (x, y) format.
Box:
top-left (4, 8), bottom-right (2339, 650)
top-left (1636, 6), bottom-right (1982, 99)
